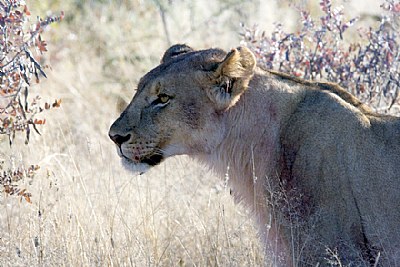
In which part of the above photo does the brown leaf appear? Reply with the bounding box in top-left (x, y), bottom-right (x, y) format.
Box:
top-left (23, 5), bottom-right (31, 16)
top-left (4, 185), bottom-right (12, 194)
top-left (38, 42), bottom-right (48, 52)
top-left (24, 195), bottom-right (32, 203)
top-left (18, 189), bottom-right (26, 196)
top-left (52, 99), bottom-right (61, 108)
top-left (34, 119), bottom-right (46, 125)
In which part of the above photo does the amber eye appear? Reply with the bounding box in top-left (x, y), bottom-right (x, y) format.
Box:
top-left (159, 94), bottom-right (170, 103)
top-left (152, 94), bottom-right (171, 108)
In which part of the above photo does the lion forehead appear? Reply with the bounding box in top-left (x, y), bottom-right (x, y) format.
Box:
top-left (137, 48), bottom-right (226, 91)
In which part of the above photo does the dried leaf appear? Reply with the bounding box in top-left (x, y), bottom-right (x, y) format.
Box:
top-left (24, 195), bottom-right (32, 203)
top-left (33, 118), bottom-right (46, 125)
top-left (23, 5), bottom-right (31, 16)
top-left (52, 99), bottom-right (61, 108)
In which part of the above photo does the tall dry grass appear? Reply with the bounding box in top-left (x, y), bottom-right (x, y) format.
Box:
top-left (0, 0), bottom-right (385, 266)
top-left (1, 1), bottom-right (267, 266)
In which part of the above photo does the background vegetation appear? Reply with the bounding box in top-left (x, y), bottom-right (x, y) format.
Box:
top-left (0, 0), bottom-right (396, 266)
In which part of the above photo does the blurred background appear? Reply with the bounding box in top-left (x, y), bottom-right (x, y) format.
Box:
top-left (0, 0), bottom-right (385, 266)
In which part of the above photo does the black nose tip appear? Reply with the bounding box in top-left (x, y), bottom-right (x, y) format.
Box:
top-left (109, 133), bottom-right (131, 146)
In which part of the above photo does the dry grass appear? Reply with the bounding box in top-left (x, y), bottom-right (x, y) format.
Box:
top-left (0, 0), bottom-right (384, 266)
top-left (0, 1), bottom-right (266, 266)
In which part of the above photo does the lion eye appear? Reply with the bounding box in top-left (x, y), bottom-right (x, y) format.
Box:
top-left (159, 94), bottom-right (170, 103)
top-left (152, 94), bottom-right (171, 108)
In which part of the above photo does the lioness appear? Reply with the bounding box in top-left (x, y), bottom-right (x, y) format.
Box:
top-left (109, 44), bottom-right (400, 266)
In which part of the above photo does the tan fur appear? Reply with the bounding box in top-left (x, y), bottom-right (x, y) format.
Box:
top-left (109, 45), bottom-right (400, 266)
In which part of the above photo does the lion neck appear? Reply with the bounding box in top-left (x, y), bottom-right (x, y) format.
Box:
top-left (197, 71), bottom-right (305, 210)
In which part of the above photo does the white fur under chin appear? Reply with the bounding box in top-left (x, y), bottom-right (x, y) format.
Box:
top-left (121, 158), bottom-right (150, 175)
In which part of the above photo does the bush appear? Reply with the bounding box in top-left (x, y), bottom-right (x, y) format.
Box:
top-left (242, 0), bottom-right (400, 114)
top-left (0, 0), bottom-right (62, 201)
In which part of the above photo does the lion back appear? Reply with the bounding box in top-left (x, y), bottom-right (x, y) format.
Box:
top-left (279, 81), bottom-right (400, 264)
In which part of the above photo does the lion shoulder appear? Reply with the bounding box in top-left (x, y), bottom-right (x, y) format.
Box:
top-left (267, 69), bottom-right (374, 115)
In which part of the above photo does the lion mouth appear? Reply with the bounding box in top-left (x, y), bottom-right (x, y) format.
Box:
top-left (141, 154), bottom-right (164, 166)
top-left (118, 147), bottom-right (164, 166)
top-left (115, 145), bottom-right (165, 174)
top-left (119, 153), bottom-right (164, 175)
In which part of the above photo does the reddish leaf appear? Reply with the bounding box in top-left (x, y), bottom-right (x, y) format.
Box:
top-left (23, 5), bottom-right (31, 16)
top-left (52, 99), bottom-right (62, 108)
top-left (37, 39), bottom-right (48, 52)
top-left (24, 195), bottom-right (32, 203)
top-left (34, 119), bottom-right (46, 125)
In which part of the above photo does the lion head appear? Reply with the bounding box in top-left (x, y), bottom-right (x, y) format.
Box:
top-left (108, 44), bottom-right (256, 173)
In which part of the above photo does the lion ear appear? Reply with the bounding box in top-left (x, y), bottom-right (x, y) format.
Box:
top-left (161, 44), bottom-right (194, 64)
top-left (207, 46), bottom-right (256, 110)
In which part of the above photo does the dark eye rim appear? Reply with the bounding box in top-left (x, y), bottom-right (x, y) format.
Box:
top-left (158, 93), bottom-right (170, 103)
top-left (151, 93), bottom-right (172, 106)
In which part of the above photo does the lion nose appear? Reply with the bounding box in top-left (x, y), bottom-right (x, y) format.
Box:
top-left (109, 133), bottom-right (131, 146)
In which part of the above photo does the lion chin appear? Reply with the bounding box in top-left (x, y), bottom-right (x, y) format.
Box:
top-left (121, 158), bottom-right (151, 175)
top-left (120, 154), bottom-right (164, 175)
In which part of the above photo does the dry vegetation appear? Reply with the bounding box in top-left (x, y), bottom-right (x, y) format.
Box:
top-left (0, 0), bottom-right (392, 266)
